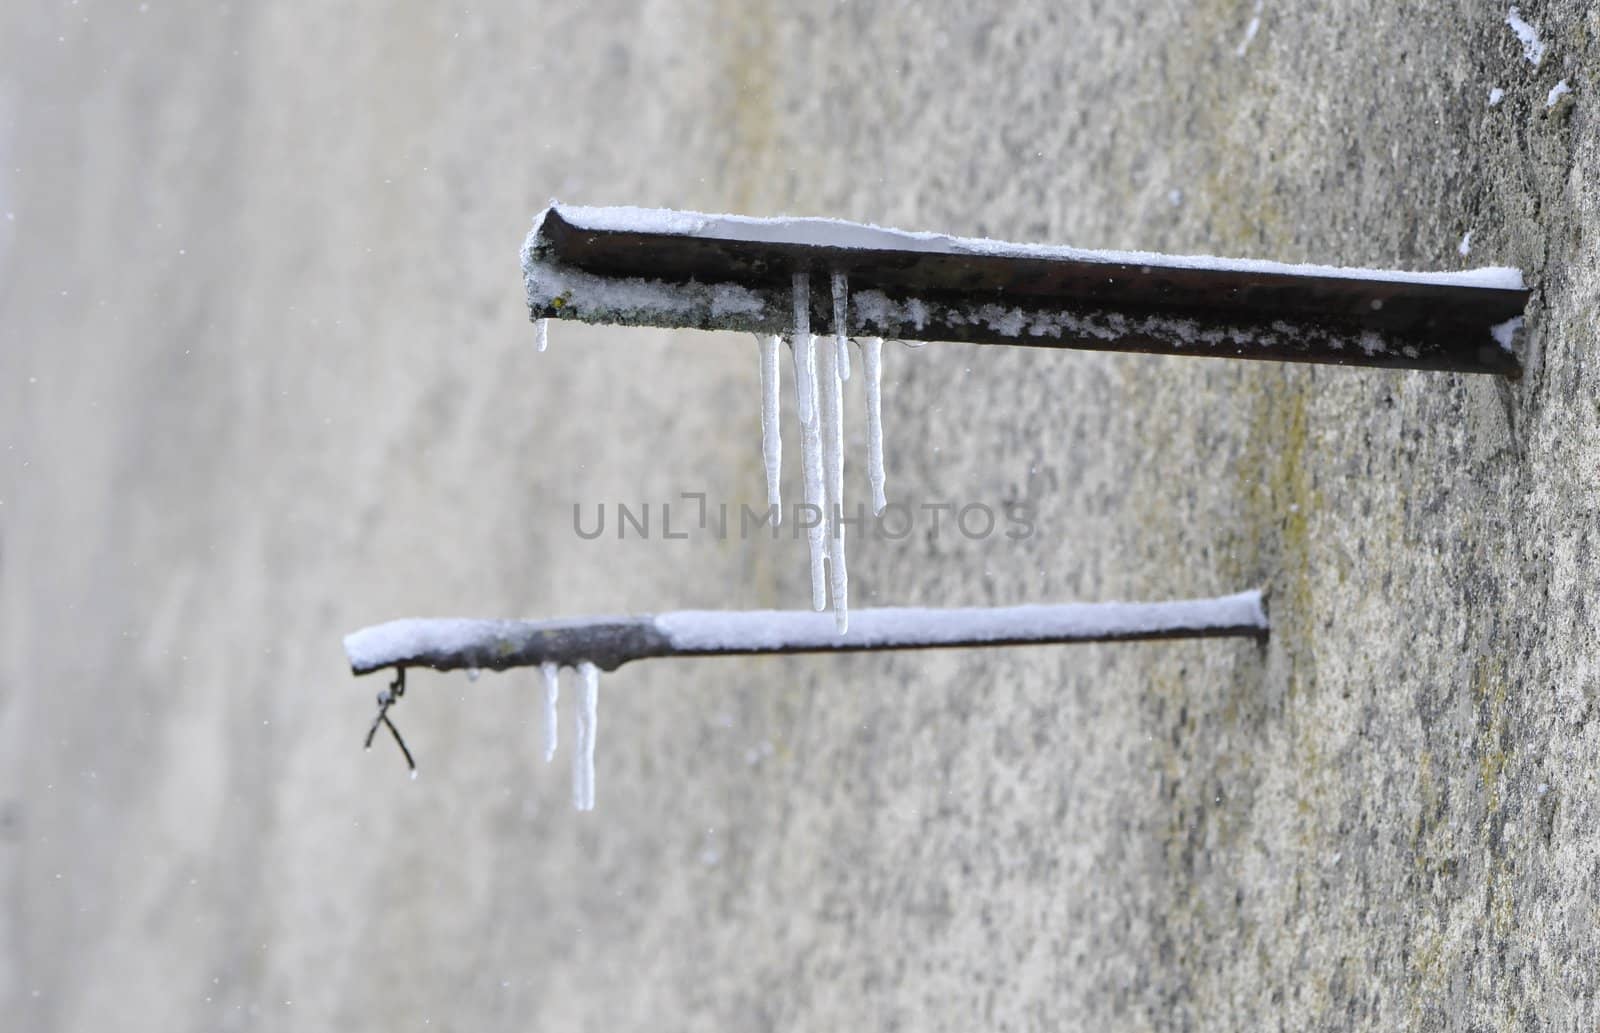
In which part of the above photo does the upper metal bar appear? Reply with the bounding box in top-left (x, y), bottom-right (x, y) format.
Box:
top-left (523, 205), bottom-right (1527, 376)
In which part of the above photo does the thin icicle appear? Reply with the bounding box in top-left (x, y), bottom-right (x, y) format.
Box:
top-left (534, 318), bottom-right (549, 352)
top-left (540, 662), bottom-right (560, 763)
top-left (830, 271), bottom-right (851, 381)
top-left (570, 668), bottom-right (586, 807)
top-left (581, 662), bottom-right (599, 809)
top-left (756, 334), bottom-right (782, 519)
top-left (818, 330), bottom-right (849, 633)
top-left (792, 274), bottom-right (827, 610)
top-left (862, 336), bottom-right (887, 514)
top-left (572, 661), bottom-right (599, 811)
top-left (791, 332), bottom-right (827, 609)
top-left (791, 278), bottom-right (815, 424)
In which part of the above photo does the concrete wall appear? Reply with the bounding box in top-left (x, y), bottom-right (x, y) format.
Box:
top-left (2, 2), bottom-right (1596, 1029)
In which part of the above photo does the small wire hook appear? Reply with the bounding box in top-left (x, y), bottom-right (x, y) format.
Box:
top-left (364, 667), bottom-right (416, 774)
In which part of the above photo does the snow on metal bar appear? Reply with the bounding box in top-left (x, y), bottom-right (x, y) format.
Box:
top-left (342, 590), bottom-right (1268, 676)
top-left (539, 205), bottom-right (1522, 287)
top-left (655, 592), bottom-right (1267, 653)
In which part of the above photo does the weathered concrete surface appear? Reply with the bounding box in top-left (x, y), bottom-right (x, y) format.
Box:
top-left (1, 1), bottom-right (1596, 1029)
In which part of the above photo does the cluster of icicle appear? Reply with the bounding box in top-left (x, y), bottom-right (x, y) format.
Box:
top-left (756, 272), bottom-right (887, 634)
top-left (537, 660), bottom-right (600, 810)
top-left (533, 272), bottom-right (889, 633)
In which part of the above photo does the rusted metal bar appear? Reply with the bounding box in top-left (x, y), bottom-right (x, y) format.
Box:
top-left (523, 204), bottom-right (1527, 376)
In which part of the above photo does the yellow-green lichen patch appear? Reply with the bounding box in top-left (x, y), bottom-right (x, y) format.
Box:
top-left (1473, 657), bottom-right (1510, 815)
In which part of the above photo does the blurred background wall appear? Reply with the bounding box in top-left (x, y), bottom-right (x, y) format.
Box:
top-left (2, 2), bottom-right (1597, 1029)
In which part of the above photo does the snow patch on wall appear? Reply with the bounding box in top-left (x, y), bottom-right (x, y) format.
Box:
top-left (1506, 7), bottom-right (1545, 67)
top-left (1236, 0), bottom-right (1264, 57)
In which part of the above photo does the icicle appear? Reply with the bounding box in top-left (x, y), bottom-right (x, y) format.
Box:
top-left (570, 670), bottom-right (585, 807)
top-left (862, 337), bottom-right (887, 514)
top-left (818, 329), bottom-right (849, 633)
top-left (583, 663), bottom-right (599, 810)
top-left (570, 662), bottom-right (599, 811)
top-left (534, 318), bottom-right (549, 352)
top-left (791, 279), bottom-right (815, 424)
top-left (540, 662), bottom-right (560, 763)
top-left (756, 334), bottom-right (782, 520)
top-left (830, 271), bottom-right (851, 381)
top-left (792, 274), bottom-right (827, 610)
